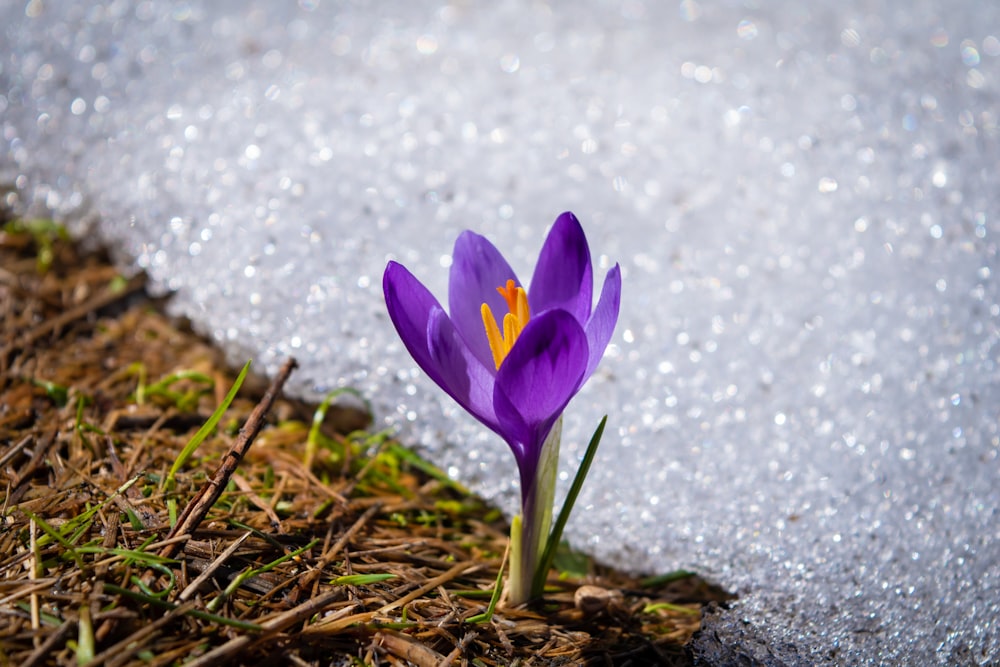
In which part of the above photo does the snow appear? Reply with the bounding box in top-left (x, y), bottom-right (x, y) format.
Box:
top-left (3, 1), bottom-right (998, 663)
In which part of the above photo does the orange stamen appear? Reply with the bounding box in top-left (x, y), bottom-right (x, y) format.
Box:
top-left (481, 280), bottom-right (530, 369)
top-left (497, 279), bottom-right (520, 313)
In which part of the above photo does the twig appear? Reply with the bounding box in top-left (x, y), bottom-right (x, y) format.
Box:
top-left (377, 561), bottom-right (480, 616)
top-left (177, 531), bottom-right (252, 601)
top-left (86, 600), bottom-right (199, 667)
top-left (374, 629), bottom-right (447, 667)
top-left (296, 502), bottom-right (382, 597)
top-left (299, 563), bottom-right (479, 637)
top-left (158, 357), bottom-right (298, 559)
top-left (0, 580), bottom-right (57, 609)
top-left (0, 434), bottom-right (32, 468)
top-left (20, 618), bottom-right (74, 667)
top-left (181, 591), bottom-right (350, 667)
top-left (8, 430), bottom-right (57, 506)
top-left (29, 518), bottom-right (39, 641)
top-left (231, 473), bottom-right (283, 526)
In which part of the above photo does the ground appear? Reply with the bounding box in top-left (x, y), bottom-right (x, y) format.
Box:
top-left (0, 210), bottom-right (732, 666)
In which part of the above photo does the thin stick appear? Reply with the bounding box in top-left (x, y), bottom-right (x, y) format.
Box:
top-left (181, 591), bottom-right (349, 667)
top-left (29, 518), bottom-right (40, 644)
top-left (177, 531), bottom-right (252, 601)
top-left (8, 430), bottom-right (57, 506)
top-left (87, 601), bottom-right (198, 667)
top-left (0, 580), bottom-right (55, 609)
top-left (295, 502), bottom-right (382, 598)
top-left (158, 357), bottom-right (298, 559)
top-left (300, 562), bottom-right (478, 637)
top-left (21, 618), bottom-right (74, 667)
top-left (377, 561), bottom-right (479, 615)
top-left (0, 434), bottom-right (32, 468)
top-left (375, 629), bottom-right (447, 667)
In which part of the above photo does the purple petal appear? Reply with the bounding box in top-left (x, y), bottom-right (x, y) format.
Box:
top-left (384, 261), bottom-right (498, 430)
top-left (584, 264), bottom-right (622, 378)
top-left (449, 231), bottom-right (521, 370)
top-left (426, 308), bottom-right (500, 432)
top-left (492, 310), bottom-right (589, 475)
top-left (528, 212), bottom-right (593, 322)
top-left (384, 261), bottom-right (445, 380)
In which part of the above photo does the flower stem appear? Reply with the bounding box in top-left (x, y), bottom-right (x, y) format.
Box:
top-left (508, 418), bottom-right (562, 605)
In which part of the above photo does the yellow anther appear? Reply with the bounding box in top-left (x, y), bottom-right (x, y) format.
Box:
top-left (503, 311), bottom-right (517, 346)
top-left (481, 302), bottom-right (506, 370)
top-left (481, 280), bottom-right (530, 370)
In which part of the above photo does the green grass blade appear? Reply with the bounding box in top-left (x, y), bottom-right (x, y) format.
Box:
top-left (76, 605), bottom-right (95, 665)
top-left (143, 370), bottom-right (215, 411)
top-left (20, 510), bottom-right (85, 569)
top-left (331, 573), bottom-right (398, 586)
top-left (532, 415), bottom-right (607, 598)
top-left (163, 360), bottom-right (250, 491)
top-left (30, 378), bottom-right (69, 406)
top-left (73, 546), bottom-right (176, 566)
top-left (143, 370), bottom-right (215, 397)
top-left (643, 601), bottom-right (700, 615)
top-left (26, 475), bottom-right (141, 551)
top-left (467, 554), bottom-right (506, 624)
top-left (384, 442), bottom-right (469, 494)
top-left (305, 387), bottom-right (371, 466)
top-left (208, 539), bottom-right (319, 612)
top-left (104, 584), bottom-right (262, 631)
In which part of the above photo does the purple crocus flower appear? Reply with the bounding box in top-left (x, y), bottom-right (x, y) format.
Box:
top-left (383, 212), bottom-right (621, 602)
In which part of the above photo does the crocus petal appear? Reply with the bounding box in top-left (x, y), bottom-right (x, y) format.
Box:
top-left (449, 230), bottom-right (522, 370)
top-left (528, 212), bottom-right (593, 322)
top-left (384, 261), bottom-right (446, 382)
top-left (492, 310), bottom-right (589, 477)
top-left (425, 308), bottom-right (501, 432)
top-left (583, 263), bottom-right (622, 378)
top-left (384, 261), bottom-right (498, 430)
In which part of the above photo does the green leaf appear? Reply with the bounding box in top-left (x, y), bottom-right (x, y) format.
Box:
top-left (532, 415), bottom-right (607, 598)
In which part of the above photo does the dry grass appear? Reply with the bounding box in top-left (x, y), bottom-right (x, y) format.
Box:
top-left (0, 212), bottom-right (732, 666)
